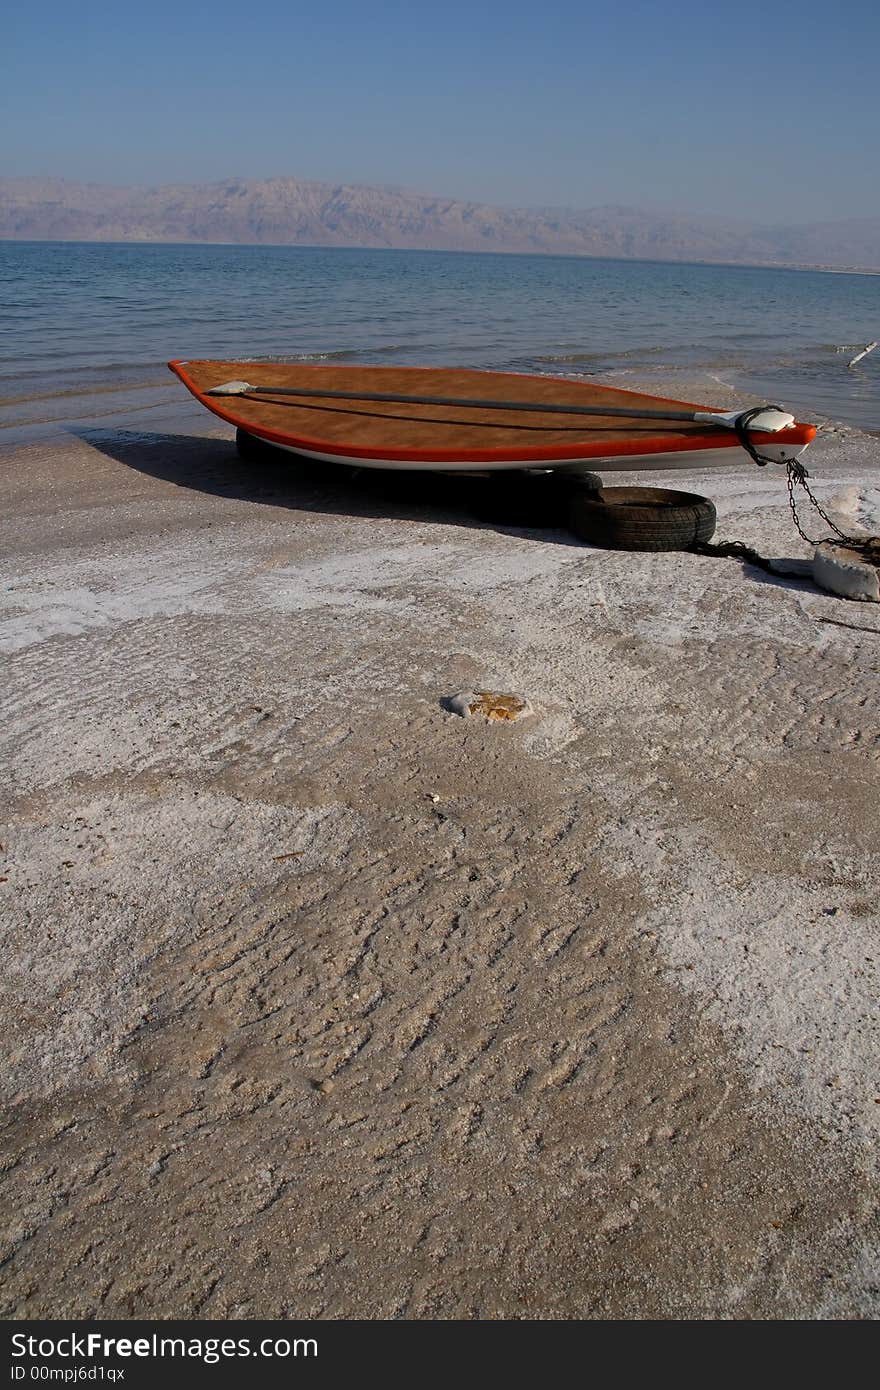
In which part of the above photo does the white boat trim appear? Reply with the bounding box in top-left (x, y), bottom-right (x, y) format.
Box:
top-left (258, 438), bottom-right (810, 473)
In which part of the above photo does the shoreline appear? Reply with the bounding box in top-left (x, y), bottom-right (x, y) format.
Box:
top-left (1, 379), bottom-right (878, 1318)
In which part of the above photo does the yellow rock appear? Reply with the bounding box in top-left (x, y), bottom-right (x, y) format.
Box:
top-left (448, 691), bottom-right (533, 721)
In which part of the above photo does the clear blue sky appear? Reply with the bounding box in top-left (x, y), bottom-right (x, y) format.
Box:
top-left (4, 0), bottom-right (879, 222)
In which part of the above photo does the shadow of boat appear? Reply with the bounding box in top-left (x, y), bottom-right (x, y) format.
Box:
top-left (73, 427), bottom-right (587, 542)
top-left (76, 427), bottom-right (817, 592)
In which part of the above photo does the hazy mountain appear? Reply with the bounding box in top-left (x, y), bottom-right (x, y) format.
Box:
top-left (1, 176), bottom-right (878, 270)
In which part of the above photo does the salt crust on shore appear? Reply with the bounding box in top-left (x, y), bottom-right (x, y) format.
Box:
top-left (1, 379), bottom-right (878, 1317)
top-left (5, 443), bottom-right (876, 1141)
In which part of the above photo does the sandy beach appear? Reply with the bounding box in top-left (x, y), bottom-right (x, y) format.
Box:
top-left (1, 374), bottom-right (878, 1319)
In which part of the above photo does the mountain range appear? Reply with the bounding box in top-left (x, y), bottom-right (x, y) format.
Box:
top-left (2, 176), bottom-right (878, 271)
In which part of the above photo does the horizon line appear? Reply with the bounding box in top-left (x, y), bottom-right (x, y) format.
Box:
top-left (2, 236), bottom-right (879, 278)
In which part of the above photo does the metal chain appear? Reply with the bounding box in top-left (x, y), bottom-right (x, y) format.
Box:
top-left (787, 460), bottom-right (846, 543)
top-left (726, 414), bottom-right (866, 552)
top-left (694, 422), bottom-right (878, 576)
top-left (785, 459), bottom-right (874, 554)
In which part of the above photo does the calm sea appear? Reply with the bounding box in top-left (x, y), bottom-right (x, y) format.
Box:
top-left (2, 241), bottom-right (879, 445)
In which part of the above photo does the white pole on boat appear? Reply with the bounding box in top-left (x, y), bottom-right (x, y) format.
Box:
top-left (848, 340), bottom-right (877, 368)
top-left (206, 380), bottom-right (795, 433)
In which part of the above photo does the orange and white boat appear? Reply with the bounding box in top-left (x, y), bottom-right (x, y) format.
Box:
top-left (169, 359), bottom-right (816, 474)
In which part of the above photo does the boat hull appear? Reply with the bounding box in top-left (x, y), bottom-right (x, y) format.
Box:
top-left (256, 436), bottom-right (804, 473)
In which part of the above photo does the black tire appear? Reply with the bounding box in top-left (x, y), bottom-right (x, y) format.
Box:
top-left (235, 427), bottom-right (281, 461)
top-left (472, 468), bottom-right (603, 527)
top-left (552, 466), bottom-right (604, 488)
top-left (568, 486), bottom-right (716, 551)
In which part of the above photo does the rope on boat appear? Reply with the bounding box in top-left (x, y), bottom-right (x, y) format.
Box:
top-left (731, 405), bottom-right (785, 467)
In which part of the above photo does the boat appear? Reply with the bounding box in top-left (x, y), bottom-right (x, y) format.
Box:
top-left (168, 360), bottom-right (816, 474)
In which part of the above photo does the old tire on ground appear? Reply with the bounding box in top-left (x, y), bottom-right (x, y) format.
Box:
top-left (236, 427), bottom-right (281, 461)
top-left (568, 486), bottom-right (716, 551)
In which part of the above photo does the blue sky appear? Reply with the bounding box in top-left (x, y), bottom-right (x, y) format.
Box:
top-left (4, 0), bottom-right (879, 222)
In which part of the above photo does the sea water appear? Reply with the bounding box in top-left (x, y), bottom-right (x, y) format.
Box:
top-left (2, 240), bottom-right (879, 445)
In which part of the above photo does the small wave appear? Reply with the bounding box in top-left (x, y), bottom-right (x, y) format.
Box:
top-left (238, 344), bottom-right (424, 364)
top-left (0, 359), bottom-right (166, 379)
top-left (532, 344), bottom-right (697, 365)
top-left (0, 396), bottom-right (173, 433)
top-left (0, 379), bottom-right (173, 408)
top-left (523, 369), bottom-right (599, 381)
top-left (532, 352), bottom-right (609, 365)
